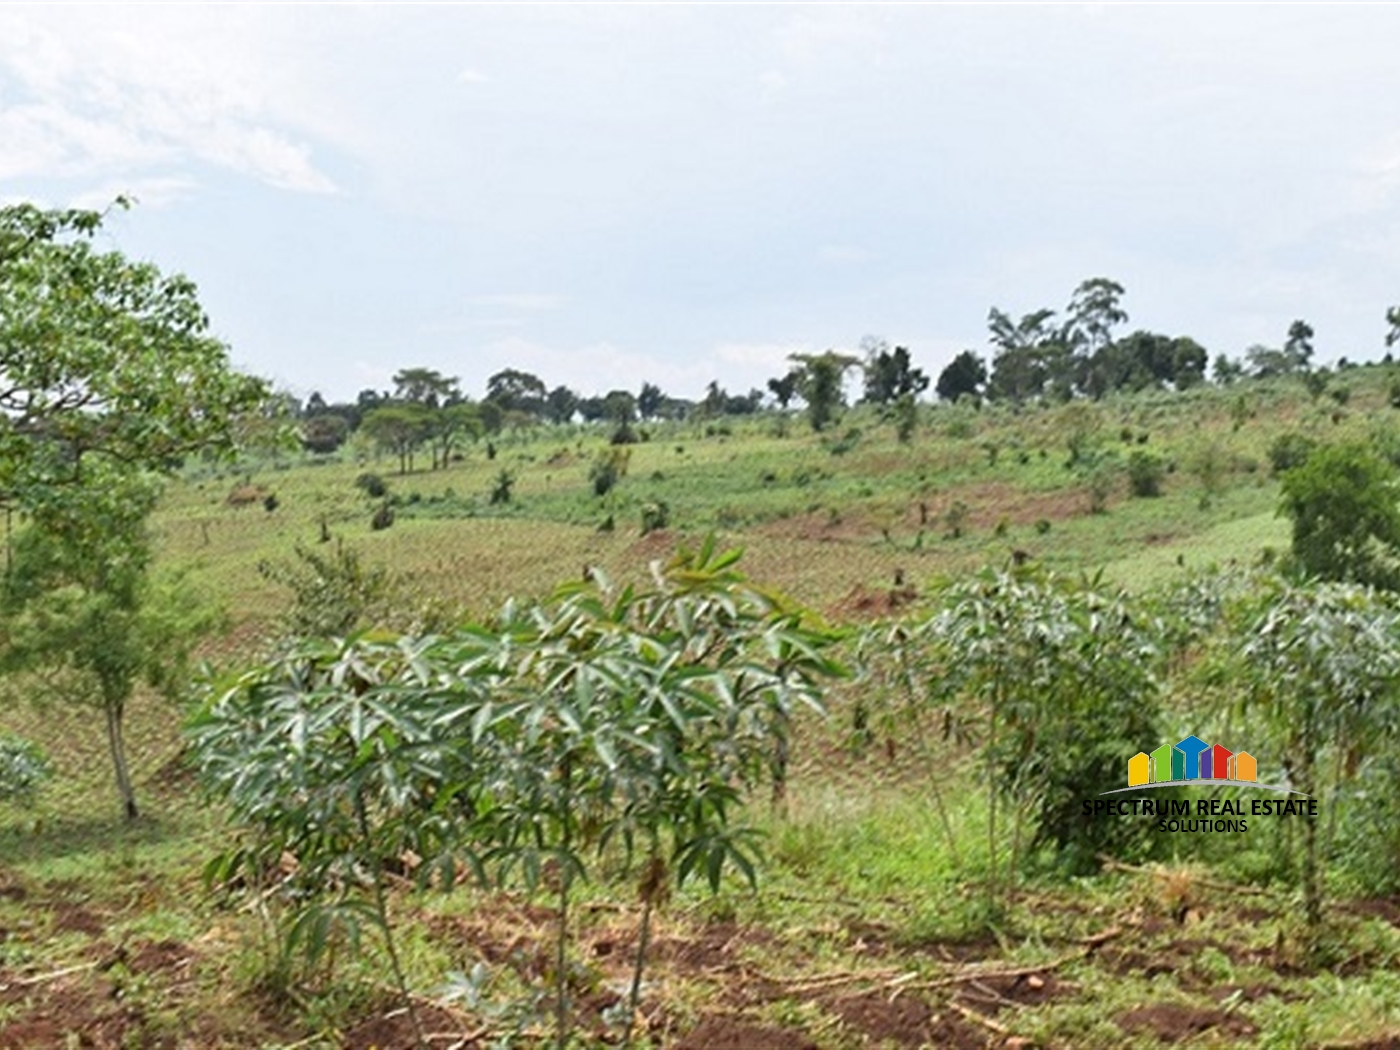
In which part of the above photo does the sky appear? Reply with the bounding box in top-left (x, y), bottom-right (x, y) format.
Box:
top-left (3, 5), bottom-right (1400, 405)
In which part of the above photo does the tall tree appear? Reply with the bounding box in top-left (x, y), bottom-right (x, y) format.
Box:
top-left (393, 367), bottom-right (460, 408)
top-left (485, 368), bottom-right (547, 416)
top-left (426, 402), bottom-right (481, 469)
top-left (361, 404), bottom-right (433, 474)
top-left (1171, 337), bottom-right (1209, 389)
top-left (1285, 320), bottom-right (1315, 370)
top-left (2, 471), bottom-right (213, 820)
top-left (936, 350), bottom-right (987, 403)
top-left (767, 368), bottom-right (803, 410)
top-left (862, 341), bottom-right (929, 405)
top-left (986, 307), bottom-right (1057, 402)
top-left (602, 389), bottom-right (638, 424)
top-left (637, 382), bottom-right (665, 421)
top-left (1062, 278), bottom-right (1128, 357)
top-left (701, 380), bottom-right (728, 419)
top-left (0, 200), bottom-right (266, 819)
top-left (789, 352), bottom-right (859, 432)
top-left (545, 385), bottom-right (579, 425)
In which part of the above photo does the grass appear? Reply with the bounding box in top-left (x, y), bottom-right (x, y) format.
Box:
top-left (3, 367), bottom-right (1400, 1045)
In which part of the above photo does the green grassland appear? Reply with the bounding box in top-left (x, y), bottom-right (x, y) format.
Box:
top-left (2, 369), bottom-right (1400, 1048)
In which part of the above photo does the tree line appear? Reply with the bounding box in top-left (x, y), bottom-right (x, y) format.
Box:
top-left (293, 276), bottom-right (1400, 464)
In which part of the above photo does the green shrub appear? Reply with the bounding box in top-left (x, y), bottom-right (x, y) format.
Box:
top-left (1127, 451), bottom-right (1166, 497)
top-left (589, 448), bottom-right (630, 498)
top-left (1267, 432), bottom-right (1318, 476)
top-left (354, 472), bottom-right (388, 499)
top-left (0, 734), bottom-right (51, 803)
top-left (257, 541), bottom-right (393, 637)
top-left (640, 501), bottom-right (669, 534)
top-left (490, 470), bottom-right (515, 505)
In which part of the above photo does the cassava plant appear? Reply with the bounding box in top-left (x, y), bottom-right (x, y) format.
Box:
top-left (923, 568), bottom-right (1163, 895)
top-left (191, 539), bottom-right (843, 1049)
top-left (1225, 579), bottom-right (1400, 927)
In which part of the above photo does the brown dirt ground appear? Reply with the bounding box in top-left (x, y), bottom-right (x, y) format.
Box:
top-left (672, 1014), bottom-right (819, 1050)
top-left (1117, 1002), bottom-right (1258, 1043)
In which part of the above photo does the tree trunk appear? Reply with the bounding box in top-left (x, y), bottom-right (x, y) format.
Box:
top-left (104, 700), bottom-right (138, 821)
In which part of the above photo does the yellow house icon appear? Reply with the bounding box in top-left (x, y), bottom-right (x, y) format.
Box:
top-left (1235, 752), bottom-right (1257, 782)
top-left (1128, 752), bottom-right (1150, 787)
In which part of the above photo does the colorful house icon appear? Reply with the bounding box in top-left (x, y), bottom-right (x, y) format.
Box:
top-left (1126, 740), bottom-right (1259, 785)
top-left (1175, 735), bottom-right (1210, 778)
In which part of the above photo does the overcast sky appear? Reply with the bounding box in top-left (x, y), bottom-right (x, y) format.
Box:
top-left (3, 5), bottom-right (1399, 404)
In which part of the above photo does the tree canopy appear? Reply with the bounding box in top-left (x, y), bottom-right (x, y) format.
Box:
top-left (0, 201), bottom-right (268, 494)
top-left (1279, 442), bottom-right (1400, 590)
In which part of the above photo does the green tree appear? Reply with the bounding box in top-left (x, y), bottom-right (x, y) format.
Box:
top-left (1285, 319), bottom-right (1316, 369)
top-left (1212, 353), bottom-right (1245, 385)
top-left (1279, 442), bottom-right (1400, 590)
top-left (426, 402), bottom-right (481, 470)
top-left (1171, 337), bottom-right (1209, 389)
top-left (767, 368), bottom-right (804, 410)
top-left (1062, 277), bottom-right (1128, 358)
top-left (485, 368), bottom-right (547, 417)
top-left (300, 413), bottom-right (349, 454)
top-left (361, 404), bottom-right (432, 474)
top-left (0, 202), bottom-right (266, 493)
top-left (637, 382), bottom-right (665, 421)
top-left (392, 366), bottom-right (460, 408)
top-left (789, 351), bottom-right (858, 432)
top-left (986, 306), bottom-right (1058, 402)
top-left (545, 385), bottom-right (579, 425)
top-left (2, 470), bottom-right (216, 819)
top-left (860, 339), bottom-right (929, 405)
top-left (0, 200), bottom-right (266, 820)
top-left (602, 389), bottom-right (638, 424)
top-left (936, 349), bottom-right (986, 403)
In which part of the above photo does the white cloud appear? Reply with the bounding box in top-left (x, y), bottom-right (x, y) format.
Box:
top-left (457, 68), bottom-right (490, 85)
top-left (0, 8), bottom-right (339, 193)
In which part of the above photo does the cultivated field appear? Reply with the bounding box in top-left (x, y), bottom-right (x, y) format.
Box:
top-left (2, 371), bottom-right (1399, 1049)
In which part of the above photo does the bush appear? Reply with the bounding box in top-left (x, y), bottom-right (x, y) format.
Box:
top-left (926, 571), bottom-right (1163, 878)
top-left (355, 472), bottom-right (388, 499)
top-left (640, 501), bottom-right (669, 534)
top-left (589, 449), bottom-right (630, 498)
top-left (944, 500), bottom-right (970, 539)
top-left (258, 541), bottom-right (393, 637)
top-left (0, 734), bottom-right (51, 803)
top-left (610, 421), bottom-right (638, 445)
top-left (1127, 451), bottom-right (1166, 497)
top-left (1267, 432), bottom-right (1317, 476)
top-left (490, 470), bottom-right (514, 505)
top-left (1279, 442), bottom-right (1400, 589)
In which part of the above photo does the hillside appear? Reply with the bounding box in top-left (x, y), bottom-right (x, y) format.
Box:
top-left (2, 370), bottom-right (1399, 1049)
